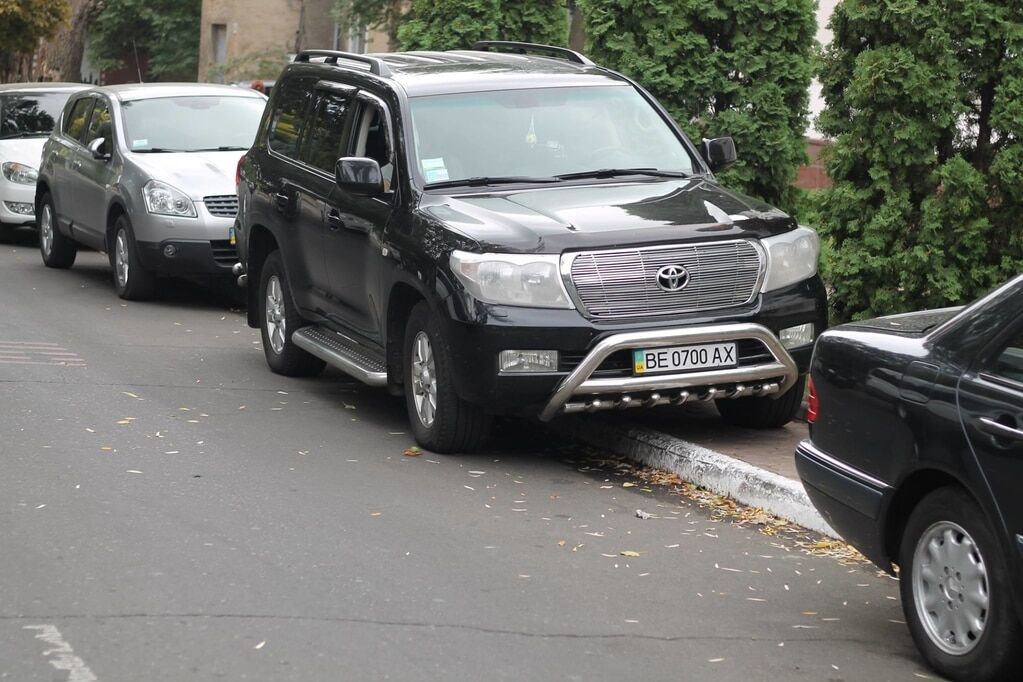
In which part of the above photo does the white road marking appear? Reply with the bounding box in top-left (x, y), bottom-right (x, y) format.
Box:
top-left (23, 624), bottom-right (98, 681)
top-left (0, 341), bottom-right (86, 367)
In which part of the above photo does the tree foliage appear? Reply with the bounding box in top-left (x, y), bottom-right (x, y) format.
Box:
top-left (0, 0), bottom-right (68, 80)
top-left (815, 0), bottom-right (1023, 321)
top-left (579, 0), bottom-right (815, 210)
top-left (398, 0), bottom-right (567, 51)
top-left (334, 0), bottom-right (405, 50)
top-left (89, 0), bottom-right (201, 82)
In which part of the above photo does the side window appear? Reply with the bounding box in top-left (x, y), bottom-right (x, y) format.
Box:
top-left (993, 331), bottom-right (1023, 385)
top-left (300, 91), bottom-right (352, 173)
top-left (64, 98), bottom-right (94, 142)
top-left (268, 76), bottom-right (316, 159)
top-left (353, 101), bottom-right (394, 189)
top-left (83, 98), bottom-right (112, 146)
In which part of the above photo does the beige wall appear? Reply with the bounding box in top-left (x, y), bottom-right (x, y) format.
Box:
top-left (198, 0), bottom-right (361, 82)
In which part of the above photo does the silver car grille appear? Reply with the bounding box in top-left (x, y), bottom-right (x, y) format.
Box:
top-left (567, 240), bottom-right (763, 319)
top-left (204, 195), bottom-right (239, 218)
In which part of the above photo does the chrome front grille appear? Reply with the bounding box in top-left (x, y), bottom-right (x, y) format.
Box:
top-left (567, 240), bottom-right (763, 319)
top-left (204, 195), bottom-right (239, 218)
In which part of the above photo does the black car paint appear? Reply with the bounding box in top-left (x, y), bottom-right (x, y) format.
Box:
top-left (796, 276), bottom-right (1023, 618)
top-left (237, 55), bottom-right (825, 412)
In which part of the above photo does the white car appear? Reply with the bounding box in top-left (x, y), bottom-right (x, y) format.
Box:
top-left (0, 83), bottom-right (88, 239)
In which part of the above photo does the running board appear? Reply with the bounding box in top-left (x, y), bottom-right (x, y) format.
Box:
top-left (292, 326), bottom-right (388, 386)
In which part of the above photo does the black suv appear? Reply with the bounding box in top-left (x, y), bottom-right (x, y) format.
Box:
top-left (236, 42), bottom-right (828, 452)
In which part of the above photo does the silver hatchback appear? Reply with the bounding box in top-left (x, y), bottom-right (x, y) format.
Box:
top-left (35, 83), bottom-right (267, 299)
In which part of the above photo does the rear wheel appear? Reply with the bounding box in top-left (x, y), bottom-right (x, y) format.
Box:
top-left (899, 487), bottom-right (1023, 681)
top-left (38, 194), bottom-right (77, 269)
top-left (716, 376), bottom-right (804, 428)
top-left (111, 216), bottom-right (155, 300)
top-left (258, 250), bottom-right (324, 377)
top-left (403, 301), bottom-right (490, 453)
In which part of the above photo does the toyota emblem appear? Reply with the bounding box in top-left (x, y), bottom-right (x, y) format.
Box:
top-left (656, 265), bottom-right (690, 292)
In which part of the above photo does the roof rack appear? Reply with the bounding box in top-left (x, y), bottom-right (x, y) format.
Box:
top-left (470, 41), bottom-right (594, 66)
top-left (294, 50), bottom-right (392, 78)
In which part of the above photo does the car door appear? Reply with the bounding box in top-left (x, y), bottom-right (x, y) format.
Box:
top-left (74, 95), bottom-right (117, 248)
top-left (50, 95), bottom-right (94, 234)
top-left (958, 319), bottom-right (1023, 568)
top-left (322, 92), bottom-right (397, 341)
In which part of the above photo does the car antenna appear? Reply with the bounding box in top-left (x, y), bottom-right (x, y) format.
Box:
top-left (132, 39), bottom-right (144, 83)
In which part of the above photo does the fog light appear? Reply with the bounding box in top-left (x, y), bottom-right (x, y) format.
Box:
top-left (163, 244), bottom-right (178, 258)
top-left (779, 323), bottom-right (814, 349)
top-left (499, 350), bottom-right (558, 373)
top-left (4, 201), bottom-right (33, 215)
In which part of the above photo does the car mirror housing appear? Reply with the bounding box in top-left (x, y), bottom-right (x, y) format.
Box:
top-left (335, 157), bottom-right (384, 196)
top-left (701, 137), bottom-right (736, 173)
top-left (88, 137), bottom-right (111, 161)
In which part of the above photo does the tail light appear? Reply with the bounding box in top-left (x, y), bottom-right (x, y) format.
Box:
top-left (235, 154), bottom-right (246, 187)
top-left (807, 376), bottom-right (819, 424)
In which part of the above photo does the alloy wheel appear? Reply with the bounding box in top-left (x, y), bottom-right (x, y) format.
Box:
top-left (40, 204), bottom-right (53, 256)
top-left (265, 275), bottom-right (286, 354)
top-left (912, 520), bottom-right (989, 656)
top-left (411, 331), bottom-right (437, 427)
top-left (114, 229), bottom-right (130, 288)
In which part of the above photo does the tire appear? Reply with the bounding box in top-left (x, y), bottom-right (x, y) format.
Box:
top-left (38, 193), bottom-right (77, 268)
top-left (0, 222), bottom-right (14, 242)
top-left (403, 301), bottom-right (490, 453)
top-left (110, 215), bottom-right (155, 300)
top-left (258, 250), bottom-right (325, 377)
top-left (899, 487), bottom-right (1023, 681)
top-left (715, 375), bottom-right (804, 428)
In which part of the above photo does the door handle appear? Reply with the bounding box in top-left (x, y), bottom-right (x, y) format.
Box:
top-left (325, 208), bottom-right (344, 231)
top-left (274, 191), bottom-right (289, 211)
top-left (977, 416), bottom-right (1023, 444)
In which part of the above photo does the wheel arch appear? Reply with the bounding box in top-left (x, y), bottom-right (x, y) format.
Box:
top-left (385, 282), bottom-right (427, 392)
top-left (245, 223), bottom-right (279, 328)
top-left (105, 201), bottom-right (129, 252)
top-left (884, 468), bottom-right (975, 562)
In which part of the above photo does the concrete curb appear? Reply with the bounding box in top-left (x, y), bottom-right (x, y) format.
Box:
top-left (552, 417), bottom-right (838, 539)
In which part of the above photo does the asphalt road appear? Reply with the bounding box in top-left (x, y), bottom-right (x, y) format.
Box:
top-left (0, 228), bottom-right (937, 681)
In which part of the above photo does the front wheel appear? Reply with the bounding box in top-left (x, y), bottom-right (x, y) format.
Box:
top-left (899, 487), bottom-right (1023, 681)
top-left (258, 250), bottom-right (325, 377)
top-left (111, 216), bottom-right (155, 300)
top-left (403, 301), bottom-right (490, 453)
top-left (716, 375), bottom-right (804, 428)
top-left (38, 194), bottom-right (77, 269)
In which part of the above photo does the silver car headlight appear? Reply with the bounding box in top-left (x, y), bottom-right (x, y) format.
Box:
top-left (760, 226), bottom-right (820, 293)
top-left (450, 250), bottom-right (574, 309)
top-left (143, 180), bottom-right (197, 218)
top-left (2, 162), bottom-right (38, 185)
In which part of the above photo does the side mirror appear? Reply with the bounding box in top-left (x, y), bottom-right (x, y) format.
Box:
top-left (701, 137), bottom-right (736, 173)
top-left (335, 157), bottom-right (384, 196)
top-left (88, 137), bottom-right (110, 161)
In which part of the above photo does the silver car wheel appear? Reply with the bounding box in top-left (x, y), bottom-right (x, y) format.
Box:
top-left (40, 204), bottom-right (53, 256)
top-left (265, 275), bottom-right (286, 354)
top-left (912, 520), bottom-right (989, 656)
top-left (411, 331), bottom-right (437, 428)
top-left (115, 229), bottom-right (130, 289)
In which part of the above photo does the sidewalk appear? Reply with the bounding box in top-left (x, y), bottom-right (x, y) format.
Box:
top-left (551, 402), bottom-right (837, 537)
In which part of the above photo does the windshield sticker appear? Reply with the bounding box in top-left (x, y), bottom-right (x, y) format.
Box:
top-left (421, 157), bottom-right (449, 183)
top-left (132, 139), bottom-right (148, 148)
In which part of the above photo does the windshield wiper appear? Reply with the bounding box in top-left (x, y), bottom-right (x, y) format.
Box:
top-left (190, 146), bottom-right (248, 152)
top-left (0, 131), bottom-right (49, 139)
top-left (556, 168), bottom-right (689, 180)
top-left (424, 175), bottom-right (561, 190)
top-left (133, 147), bottom-right (188, 153)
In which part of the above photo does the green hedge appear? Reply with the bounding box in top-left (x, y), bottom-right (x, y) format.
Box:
top-left (398, 0), bottom-right (567, 51)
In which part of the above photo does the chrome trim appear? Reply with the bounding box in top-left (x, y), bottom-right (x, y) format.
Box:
top-left (797, 439), bottom-right (891, 490)
top-left (538, 322), bottom-right (797, 421)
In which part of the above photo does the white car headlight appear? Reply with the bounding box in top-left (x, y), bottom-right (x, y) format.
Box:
top-left (143, 180), bottom-right (196, 218)
top-left (2, 162), bottom-right (38, 185)
top-left (450, 250), bottom-right (574, 309)
top-left (760, 226), bottom-right (820, 293)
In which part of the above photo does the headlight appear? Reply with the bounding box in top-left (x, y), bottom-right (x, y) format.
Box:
top-left (760, 226), bottom-right (820, 293)
top-left (450, 250), bottom-right (574, 309)
top-left (2, 162), bottom-right (38, 185)
top-left (143, 180), bottom-right (196, 218)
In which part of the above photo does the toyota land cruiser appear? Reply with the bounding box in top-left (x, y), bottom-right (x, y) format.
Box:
top-left (236, 42), bottom-right (828, 453)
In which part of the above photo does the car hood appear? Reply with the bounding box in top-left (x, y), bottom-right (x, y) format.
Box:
top-left (127, 150), bottom-right (243, 199)
top-left (418, 177), bottom-right (797, 252)
top-left (0, 137), bottom-right (48, 167)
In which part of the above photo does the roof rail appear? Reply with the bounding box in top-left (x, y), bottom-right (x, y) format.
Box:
top-left (470, 41), bottom-right (594, 66)
top-left (294, 50), bottom-right (392, 78)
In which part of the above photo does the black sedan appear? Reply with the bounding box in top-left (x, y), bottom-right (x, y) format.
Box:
top-left (795, 274), bottom-right (1023, 681)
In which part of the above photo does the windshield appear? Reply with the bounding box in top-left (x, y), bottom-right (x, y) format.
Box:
top-left (0, 91), bottom-right (74, 138)
top-left (409, 85), bottom-right (694, 185)
top-left (121, 95), bottom-right (266, 152)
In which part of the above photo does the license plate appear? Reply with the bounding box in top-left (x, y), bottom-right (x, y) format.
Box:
top-left (633, 342), bottom-right (737, 375)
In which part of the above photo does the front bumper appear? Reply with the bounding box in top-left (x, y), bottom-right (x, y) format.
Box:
top-left (795, 439), bottom-right (893, 569)
top-left (0, 180), bottom-right (37, 225)
top-left (136, 238), bottom-right (237, 276)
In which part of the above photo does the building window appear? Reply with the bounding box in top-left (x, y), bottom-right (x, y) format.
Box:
top-left (212, 23), bottom-right (228, 83)
top-left (347, 23), bottom-right (368, 54)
